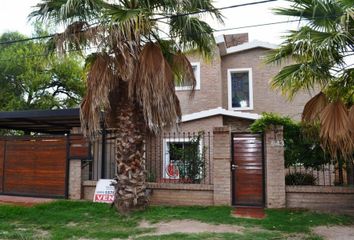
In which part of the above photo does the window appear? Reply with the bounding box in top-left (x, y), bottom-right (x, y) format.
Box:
top-left (228, 68), bottom-right (253, 110)
top-left (175, 62), bottom-right (201, 91)
top-left (162, 137), bottom-right (204, 183)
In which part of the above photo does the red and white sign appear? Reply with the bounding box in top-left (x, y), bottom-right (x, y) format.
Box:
top-left (93, 179), bottom-right (116, 203)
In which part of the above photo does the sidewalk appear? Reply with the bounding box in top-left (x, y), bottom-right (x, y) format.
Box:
top-left (0, 195), bottom-right (55, 206)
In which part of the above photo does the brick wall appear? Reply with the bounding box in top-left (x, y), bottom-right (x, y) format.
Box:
top-left (147, 183), bottom-right (213, 206)
top-left (176, 47), bottom-right (312, 121)
top-left (223, 116), bottom-right (253, 132)
top-left (68, 160), bottom-right (82, 200)
top-left (224, 33), bottom-right (249, 48)
top-left (176, 52), bottom-right (223, 115)
top-left (82, 180), bottom-right (96, 200)
top-left (286, 186), bottom-right (354, 214)
top-left (264, 125), bottom-right (286, 208)
top-left (213, 126), bottom-right (232, 205)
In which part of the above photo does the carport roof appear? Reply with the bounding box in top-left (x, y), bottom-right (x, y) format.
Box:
top-left (0, 108), bottom-right (80, 134)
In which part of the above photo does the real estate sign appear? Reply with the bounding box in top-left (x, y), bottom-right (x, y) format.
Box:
top-left (93, 179), bottom-right (116, 203)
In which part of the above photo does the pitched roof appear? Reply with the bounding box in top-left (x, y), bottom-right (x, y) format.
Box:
top-left (181, 107), bottom-right (260, 122)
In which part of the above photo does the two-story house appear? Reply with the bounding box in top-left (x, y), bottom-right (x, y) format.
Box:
top-left (144, 33), bottom-right (312, 207)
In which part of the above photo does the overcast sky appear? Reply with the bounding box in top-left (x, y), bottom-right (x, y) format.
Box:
top-left (0, 0), bottom-right (299, 44)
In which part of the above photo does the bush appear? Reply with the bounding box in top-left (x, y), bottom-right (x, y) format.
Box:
top-left (285, 172), bottom-right (316, 185)
top-left (250, 112), bottom-right (330, 169)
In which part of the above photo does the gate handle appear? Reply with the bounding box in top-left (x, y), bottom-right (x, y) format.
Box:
top-left (231, 164), bottom-right (238, 170)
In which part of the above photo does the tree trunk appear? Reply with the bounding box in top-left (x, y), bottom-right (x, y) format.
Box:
top-left (107, 81), bottom-right (148, 213)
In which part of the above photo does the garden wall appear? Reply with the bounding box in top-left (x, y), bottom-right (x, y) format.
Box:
top-left (147, 183), bottom-right (214, 206)
top-left (286, 186), bottom-right (354, 213)
top-left (81, 181), bottom-right (214, 205)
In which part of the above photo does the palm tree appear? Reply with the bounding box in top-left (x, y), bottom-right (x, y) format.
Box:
top-left (266, 0), bottom-right (354, 160)
top-left (30, 0), bottom-right (222, 213)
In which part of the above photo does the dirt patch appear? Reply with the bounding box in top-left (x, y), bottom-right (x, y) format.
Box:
top-left (139, 220), bottom-right (244, 235)
top-left (313, 225), bottom-right (354, 240)
top-left (66, 222), bottom-right (78, 227)
top-left (34, 229), bottom-right (50, 239)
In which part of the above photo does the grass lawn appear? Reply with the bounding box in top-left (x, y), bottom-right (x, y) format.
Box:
top-left (0, 200), bottom-right (353, 239)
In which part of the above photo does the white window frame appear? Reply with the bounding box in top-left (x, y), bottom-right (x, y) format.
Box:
top-left (227, 68), bottom-right (254, 110)
top-left (162, 137), bottom-right (203, 179)
top-left (175, 62), bottom-right (201, 91)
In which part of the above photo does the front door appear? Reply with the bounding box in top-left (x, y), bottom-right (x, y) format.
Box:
top-left (232, 133), bottom-right (264, 206)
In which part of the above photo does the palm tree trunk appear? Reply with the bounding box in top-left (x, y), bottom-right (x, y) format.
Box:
top-left (107, 81), bottom-right (148, 213)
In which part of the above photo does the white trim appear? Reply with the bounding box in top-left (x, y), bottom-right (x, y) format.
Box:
top-left (226, 40), bottom-right (277, 55)
top-left (175, 62), bottom-right (201, 91)
top-left (227, 68), bottom-right (254, 111)
top-left (181, 107), bottom-right (260, 122)
top-left (215, 35), bottom-right (225, 44)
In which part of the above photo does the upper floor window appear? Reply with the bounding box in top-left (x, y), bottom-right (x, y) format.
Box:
top-left (228, 68), bottom-right (253, 110)
top-left (175, 62), bottom-right (200, 91)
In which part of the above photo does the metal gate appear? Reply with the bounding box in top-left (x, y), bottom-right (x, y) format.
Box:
top-left (231, 133), bottom-right (264, 206)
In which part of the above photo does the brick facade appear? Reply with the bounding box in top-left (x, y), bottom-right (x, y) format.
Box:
top-left (176, 53), bottom-right (223, 115)
top-left (286, 186), bottom-right (354, 214)
top-left (212, 126), bottom-right (232, 205)
top-left (264, 125), bottom-right (286, 208)
top-left (220, 48), bottom-right (311, 120)
top-left (147, 183), bottom-right (213, 206)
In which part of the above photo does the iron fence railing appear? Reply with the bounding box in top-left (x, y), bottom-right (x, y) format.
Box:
top-left (146, 132), bottom-right (213, 185)
top-left (81, 130), bottom-right (213, 185)
top-left (286, 162), bottom-right (354, 186)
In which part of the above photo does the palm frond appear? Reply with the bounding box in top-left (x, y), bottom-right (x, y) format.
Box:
top-left (302, 92), bottom-right (328, 122)
top-left (271, 62), bottom-right (330, 99)
top-left (172, 52), bottom-right (196, 92)
top-left (80, 52), bottom-right (118, 137)
top-left (169, 16), bottom-right (215, 59)
top-left (349, 105), bottom-right (354, 139)
top-left (29, 0), bottom-right (103, 23)
top-left (319, 100), bottom-right (353, 159)
top-left (129, 43), bottom-right (180, 132)
top-left (274, 0), bottom-right (344, 31)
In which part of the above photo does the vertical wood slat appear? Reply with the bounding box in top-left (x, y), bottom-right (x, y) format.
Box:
top-left (232, 134), bottom-right (264, 206)
top-left (0, 140), bottom-right (4, 193)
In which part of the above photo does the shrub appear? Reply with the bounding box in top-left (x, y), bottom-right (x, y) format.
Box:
top-left (250, 112), bottom-right (330, 169)
top-left (285, 172), bottom-right (316, 185)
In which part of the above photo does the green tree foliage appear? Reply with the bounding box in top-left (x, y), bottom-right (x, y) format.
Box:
top-left (0, 31), bottom-right (85, 111)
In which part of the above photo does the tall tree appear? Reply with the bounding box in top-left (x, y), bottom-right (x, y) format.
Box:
top-left (0, 31), bottom-right (85, 111)
top-left (266, 0), bottom-right (354, 160)
top-left (31, 0), bottom-right (222, 213)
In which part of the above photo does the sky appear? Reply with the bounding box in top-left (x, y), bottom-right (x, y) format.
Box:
top-left (0, 0), bottom-right (299, 44)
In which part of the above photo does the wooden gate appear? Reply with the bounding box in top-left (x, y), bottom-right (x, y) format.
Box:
top-left (231, 133), bottom-right (264, 206)
top-left (0, 137), bottom-right (68, 198)
top-left (0, 140), bottom-right (4, 193)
